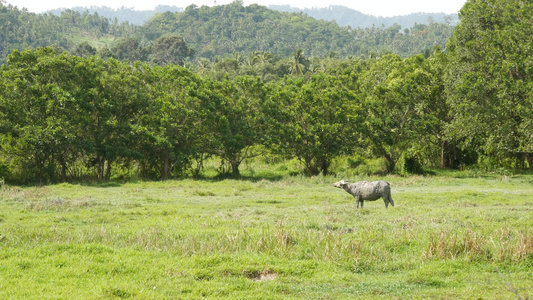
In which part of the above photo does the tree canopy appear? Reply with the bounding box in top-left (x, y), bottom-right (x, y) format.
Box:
top-left (445, 0), bottom-right (533, 168)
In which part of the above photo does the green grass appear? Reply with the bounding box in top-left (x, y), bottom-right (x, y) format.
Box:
top-left (0, 174), bottom-right (532, 299)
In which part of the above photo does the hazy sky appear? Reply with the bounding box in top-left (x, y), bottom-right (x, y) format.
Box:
top-left (5, 0), bottom-right (467, 17)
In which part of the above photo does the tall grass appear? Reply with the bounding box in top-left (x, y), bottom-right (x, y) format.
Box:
top-left (0, 174), bottom-right (532, 298)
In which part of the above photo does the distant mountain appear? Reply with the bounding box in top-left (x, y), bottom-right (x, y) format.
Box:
top-left (270, 5), bottom-right (459, 29)
top-left (47, 4), bottom-right (458, 28)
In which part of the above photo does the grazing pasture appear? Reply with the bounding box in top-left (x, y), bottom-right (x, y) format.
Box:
top-left (0, 173), bottom-right (532, 299)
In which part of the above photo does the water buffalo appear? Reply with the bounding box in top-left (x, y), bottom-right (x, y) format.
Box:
top-left (333, 180), bottom-right (394, 208)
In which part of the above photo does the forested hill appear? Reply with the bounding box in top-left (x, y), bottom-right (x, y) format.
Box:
top-left (0, 2), bottom-right (136, 62)
top-left (136, 2), bottom-right (454, 59)
top-left (0, 1), bottom-right (454, 62)
top-left (141, 3), bottom-right (356, 58)
top-left (47, 4), bottom-right (458, 28)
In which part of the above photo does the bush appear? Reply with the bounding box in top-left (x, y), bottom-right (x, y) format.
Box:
top-left (403, 154), bottom-right (425, 175)
top-left (0, 163), bottom-right (9, 179)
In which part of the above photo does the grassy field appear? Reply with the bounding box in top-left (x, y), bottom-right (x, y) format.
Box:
top-left (0, 172), bottom-right (532, 299)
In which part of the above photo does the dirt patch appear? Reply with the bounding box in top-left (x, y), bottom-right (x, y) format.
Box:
top-left (246, 270), bottom-right (277, 281)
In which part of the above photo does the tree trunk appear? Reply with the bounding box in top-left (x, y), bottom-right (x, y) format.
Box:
top-left (97, 156), bottom-right (104, 181)
top-left (441, 141), bottom-right (446, 168)
top-left (441, 141), bottom-right (458, 169)
top-left (161, 154), bottom-right (170, 181)
top-left (320, 158), bottom-right (330, 176)
top-left (384, 154), bottom-right (396, 174)
top-left (304, 157), bottom-right (319, 176)
top-left (60, 161), bottom-right (67, 182)
top-left (105, 158), bottom-right (113, 180)
top-left (192, 154), bottom-right (205, 178)
top-left (526, 153), bottom-right (533, 170)
top-left (231, 160), bottom-right (241, 177)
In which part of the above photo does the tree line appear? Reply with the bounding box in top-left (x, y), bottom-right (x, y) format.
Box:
top-left (0, 47), bottom-right (443, 182)
top-left (0, 0), bottom-right (531, 183)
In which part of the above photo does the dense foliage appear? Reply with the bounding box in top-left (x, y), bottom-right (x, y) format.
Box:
top-left (0, 0), bottom-right (531, 183)
top-left (445, 0), bottom-right (533, 169)
top-left (0, 1), bottom-right (136, 63)
top-left (1, 0), bottom-right (455, 65)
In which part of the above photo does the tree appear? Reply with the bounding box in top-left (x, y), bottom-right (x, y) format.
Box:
top-left (445, 0), bottom-right (533, 169)
top-left (420, 48), bottom-right (459, 169)
top-left (288, 49), bottom-right (308, 76)
top-left (269, 74), bottom-right (358, 175)
top-left (88, 59), bottom-right (148, 180)
top-left (207, 76), bottom-right (268, 176)
top-left (97, 46), bottom-right (114, 59)
top-left (73, 41), bottom-right (96, 57)
top-left (133, 65), bottom-right (210, 180)
top-left (110, 38), bottom-right (149, 62)
top-left (0, 48), bottom-right (103, 182)
top-left (358, 54), bottom-right (440, 173)
top-left (151, 34), bottom-right (195, 66)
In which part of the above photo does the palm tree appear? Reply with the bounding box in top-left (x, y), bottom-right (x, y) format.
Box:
top-left (197, 58), bottom-right (212, 75)
top-left (252, 51), bottom-right (273, 66)
top-left (288, 49), bottom-right (308, 75)
top-left (233, 52), bottom-right (245, 66)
